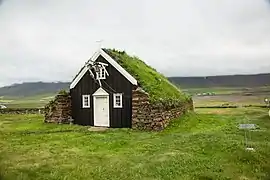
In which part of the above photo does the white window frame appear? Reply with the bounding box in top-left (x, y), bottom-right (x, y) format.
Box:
top-left (82, 95), bottom-right (90, 108)
top-left (96, 68), bottom-right (106, 80)
top-left (113, 93), bottom-right (123, 108)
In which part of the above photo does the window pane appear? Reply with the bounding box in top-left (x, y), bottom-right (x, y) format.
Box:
top-left (114, 94), bottom-right (122, 107)
top-left (96, 68), bottom-right (106, 79)
top-left (84, 97), bottom-right (88, 105)
top-left (83, 95), bottom-right (90, 107)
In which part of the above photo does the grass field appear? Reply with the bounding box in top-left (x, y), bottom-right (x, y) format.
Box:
top-left (185, 86), bottom-right (270, 107)
top-left (0, 108), bottom-right (270, 180)
top-left (193, 94), bottom-right (268, 107)
top-left (182, 86), bottom-right (270, 95)
top-left (0, 94), bottom-right (55, 108)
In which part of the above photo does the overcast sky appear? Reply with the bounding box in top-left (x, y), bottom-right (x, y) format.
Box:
top-left (0, 0), bottom-right (270, 87)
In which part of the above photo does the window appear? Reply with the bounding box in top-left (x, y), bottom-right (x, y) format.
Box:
top-left (82, 95), bottom-right (90, 108)
top-left (96, 68), bottom-right (106, 79)
top-left (113, 93), bottom-right (123, 108)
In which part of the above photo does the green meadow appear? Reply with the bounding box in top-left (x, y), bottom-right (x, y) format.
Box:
top-left (0, 108), bottom-right (270, 180)
top-left (0, 94), bottom-right (55, 108)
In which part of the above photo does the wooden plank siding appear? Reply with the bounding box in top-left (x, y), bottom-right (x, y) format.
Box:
top-left (70, 55), bottom-right (135, 128)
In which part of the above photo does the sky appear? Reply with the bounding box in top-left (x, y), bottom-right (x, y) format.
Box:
top-left (0, 0), bottom-right (270, 87)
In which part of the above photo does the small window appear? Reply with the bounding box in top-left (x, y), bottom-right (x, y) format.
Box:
top-left (82, 95), bottom-right (90, 108)
top-left (113, 93), bottom-right (123, 108)
top-left (96, 68), bottom-right (106, 79)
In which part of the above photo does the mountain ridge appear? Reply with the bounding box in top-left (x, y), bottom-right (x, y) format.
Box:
top-left (168, 73), bottom-right (270, 88)
top-left (0, 82), bottom-right (70, 97)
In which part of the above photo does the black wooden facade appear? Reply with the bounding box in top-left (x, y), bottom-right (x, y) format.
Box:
top-left (70, 55), bottom-right (136, 128)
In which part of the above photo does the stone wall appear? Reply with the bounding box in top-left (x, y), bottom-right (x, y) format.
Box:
top-left (44, 92), bottom-right (73, 124)
top-left (132, 88), bottom-right (193, 131)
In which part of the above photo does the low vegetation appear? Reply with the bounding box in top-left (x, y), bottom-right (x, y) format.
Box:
top-left (103, 48), bottom-right (191, 105)
top-left (0, 94), bottom-right (56, 109)
top-left (183, 86), bottom-right (270, 96)
top-left (0, 108), bottom-right (270, 179)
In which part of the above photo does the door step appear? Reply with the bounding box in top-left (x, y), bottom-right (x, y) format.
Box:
top-left (88, 126), bottom-right (108, 132)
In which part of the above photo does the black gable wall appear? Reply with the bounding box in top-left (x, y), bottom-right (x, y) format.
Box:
top-left (96, 55), bottom-right (134, 128)
top-left (70, 55), bottom-right (135, 128)
top-left (70, 71), bottom-right (98, 126)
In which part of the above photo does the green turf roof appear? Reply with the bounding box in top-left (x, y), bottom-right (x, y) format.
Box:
top-left (103, 48), bottom-right (191, 104)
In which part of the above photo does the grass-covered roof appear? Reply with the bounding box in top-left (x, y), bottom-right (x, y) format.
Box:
top-left (103, 48), bottom-right (191, 104)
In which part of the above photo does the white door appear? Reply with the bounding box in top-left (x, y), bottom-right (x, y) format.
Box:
top-left (94, 96), bottom-right (109, 127)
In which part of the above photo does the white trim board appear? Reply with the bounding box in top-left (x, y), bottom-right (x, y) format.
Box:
top-left (92, 87), bottom-right (109, 96)
top-left (82, 94), bottom-right (90, 108)
top-left (113, 93), bottom-right (123, 108)
top-left (70, 68), bottom-right (94, 89)
top-left (70, 48), bottom-right (138, 89)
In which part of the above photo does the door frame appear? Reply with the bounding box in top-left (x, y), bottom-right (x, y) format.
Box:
top-left (92, 88), bottom-right (110, 127)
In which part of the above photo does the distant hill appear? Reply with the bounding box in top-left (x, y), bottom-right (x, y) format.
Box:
top-left (168, 73), bottom-right (270, 88)
top-left (0, 82), bottom-right (69, 97)
top-left (0, 73), bottom-right (269, 96)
